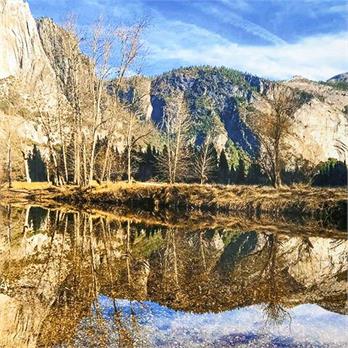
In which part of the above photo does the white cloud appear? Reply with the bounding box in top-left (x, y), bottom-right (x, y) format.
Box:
top-left (96, 297), bottom-right (348, 347)
top-left (147, 19), bottom-right (348, 81)
top-left (194, 1), bottom-right (286, 45)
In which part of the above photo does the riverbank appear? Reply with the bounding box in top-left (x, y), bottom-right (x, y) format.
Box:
top-left (0, 182), bottom-right (347, 228)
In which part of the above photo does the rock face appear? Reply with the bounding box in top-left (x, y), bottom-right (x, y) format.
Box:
top-left (148, 68), bottom-right (348, 163)
top-left (327, 72), bottom-right (348, 83)
top-left (36, 17), bottom-right (93, 106)
top-left (284, 77), bottom-right (348, 162)
top-left (0, 0), bottom-right (57, 97)
top-left (150, 67), bottom-right (262, 154)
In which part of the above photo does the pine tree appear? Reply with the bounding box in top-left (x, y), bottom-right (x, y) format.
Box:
top-left (217, 150), bottom-right (230, 184)
top-left (313, 159), bottom-right (348, 186)
top-left (137, 144), bottom-right (156, 181)
top-left (28, 145), bottom-right (47, 182)
top-left (247, 161), bottom-right (264, 185)
top-left (235, 157), bottom-right (245, 184)
top-left (209, 145), bottom-right (219, 183)
top-left (229, 165), bottom-right (237, 184)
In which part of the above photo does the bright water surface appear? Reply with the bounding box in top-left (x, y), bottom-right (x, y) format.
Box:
top-left (0, 204), bottom-right (347, 347)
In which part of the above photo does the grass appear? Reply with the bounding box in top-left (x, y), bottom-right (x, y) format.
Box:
top-left (9, 182), bottom-right (53, 190)
top-left (1, 181), bottom-right (347, 228)
top-left (55, 181), bottom-right (347, 228)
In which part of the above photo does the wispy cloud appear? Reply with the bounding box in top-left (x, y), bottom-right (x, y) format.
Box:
top-left (220, 0), bottom-right (252, 13)
top-left (147, 18), bottom-right (348, 80)
top-left (28, 0), bottom-right (348, 80)
top-left (194, 1), bottom-right (286, 45)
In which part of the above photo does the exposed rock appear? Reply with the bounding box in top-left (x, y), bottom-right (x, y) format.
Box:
top-left (36, 17), bottom-right (92, 106)
top-left (327, 72), bottom-right (348, 83)
top-left (0, 0), bottom-right (57, 99)
top-left (148, 67), bottom-right (348, 163)
top-left (149, 67), bottom-right (261, 154)
top-left (285, 78), bottom-right (348, 162)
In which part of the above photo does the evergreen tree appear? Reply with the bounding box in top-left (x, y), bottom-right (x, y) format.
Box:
top-left (137, 144), bottom-right (156, 181)
top-left (28, 145), bottom-right (47, 182)
top-left (246, 161), bottom-right (265, 185)
top-left (209, 145), bottom-right (219, 183)
top-left (229, 165), bottom-right (237, 184)
top-left (217, 150), bottom-right (230, 184)
top-left (235, 157), bottom-right (246, 184)
top-left (313, 159), bottom-right (347, 186)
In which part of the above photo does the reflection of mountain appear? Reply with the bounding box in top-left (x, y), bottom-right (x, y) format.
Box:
top-left (0, 204), bottom-right (347, 347)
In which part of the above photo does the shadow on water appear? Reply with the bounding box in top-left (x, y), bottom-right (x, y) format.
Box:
top-left (0, 203), bottom-right (347, 347)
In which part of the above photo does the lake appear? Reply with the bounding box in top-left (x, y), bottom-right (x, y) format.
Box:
top-left (0, 204), bottom-right (347, 347)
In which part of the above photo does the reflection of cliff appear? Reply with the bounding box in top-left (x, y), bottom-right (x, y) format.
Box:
top-left (0, 204), bottom-right (347, 346)
top-left (0, 205), bottom-right (123, 347)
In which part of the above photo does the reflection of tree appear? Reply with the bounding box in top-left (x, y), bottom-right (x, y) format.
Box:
top-left (112, 300), bottom-right (138, 348)
top-left (6, 204), bottom-right (12, 247)
top-left (297, 237), bottom-right (313, 261)
top-left (126, 219), bottom-right (132, 286)
top-left (163, 229), bottom-right (179, 294)
top-left (2, 205), bottom-right (347, 347)
top-left (199, 231), bottom-right (207, 272)
top-left (261, 234), bottom-right (291, 326)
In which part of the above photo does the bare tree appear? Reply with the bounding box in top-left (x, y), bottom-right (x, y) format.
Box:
top-left (157, 92), bottom-right (192, 184)
top-left (247, 86), bottom-right (304, 188)
top-left (112, 19), bottom-right (148, 93)
top-left (123, 80), bottom-right (154, 183)
top-left (108, 21), bottom-right (150, 184)
top-left (32, 97), bottom-right (64, 185)
top-left (6, 128), bottom-right (12, 188)
top-left (62, 16), bottom-right (148, 186)
top-left (194, 133), bottom-right (216, 184)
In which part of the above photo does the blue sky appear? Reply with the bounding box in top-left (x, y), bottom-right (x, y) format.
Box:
top-left (28, 0), bottom-right (348, 80)
top-left (76, 296), bottom-right (348, 347)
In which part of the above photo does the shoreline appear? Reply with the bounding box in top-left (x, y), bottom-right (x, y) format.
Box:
top-left (1, 182), bottom-right (346, 229)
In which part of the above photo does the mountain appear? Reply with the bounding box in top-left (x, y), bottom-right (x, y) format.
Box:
top-left (147, 69), bottom-right (348, 163)
top-left (327, 72), bottom-right (348, 83)
top-left (149, 66), bottom-right (268, 155)
top-left (0, 0), bottom-right (57, 97)
top-left (0, 0), bottom-right (347, 170)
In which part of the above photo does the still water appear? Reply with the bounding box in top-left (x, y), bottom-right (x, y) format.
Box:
top-left (0, 204), bottom-right (347, 347)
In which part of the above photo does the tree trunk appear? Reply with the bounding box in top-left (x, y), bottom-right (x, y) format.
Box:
top-left (172, 124), bottom-right (182, 184)
top-left (74, 122), bottom-right (81, 186)
top-left (88, 133), bottom-right (97, 186)
top-left (200, 138), bottom-right (210, 184)
top-left (274, 170), bottom-right (282, 188)
top-left (21, 151), bottom-right (31, 183)
top-left (127, 145), bottom-right (132, 184)
top-left (7, 137), bottom-right (12, 188)
top-left (48, 141), bottom-right (61, 186)
top-left (273, 140), bottom-right (282, 188)
top-left (82, 137), bottom-right (88, 186)
top-left (101, 138), bottom-right (112, 182)
top-left (46, 162), bottom-right (51, 184)
top-left (58, 110), bottom-right (69, 183)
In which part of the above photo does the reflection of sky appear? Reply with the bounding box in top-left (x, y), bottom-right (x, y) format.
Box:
top-left (76, 295), bottom-right (348, 347)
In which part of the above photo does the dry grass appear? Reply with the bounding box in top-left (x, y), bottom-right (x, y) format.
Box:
top-left (10, 182), bottom-right (53, 190)
top-left (55, 181), bottom-right (347, 227)
top-left (1, 181), bottom-right (347, 227)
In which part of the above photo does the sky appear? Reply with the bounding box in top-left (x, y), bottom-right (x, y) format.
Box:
top-left (28, 0), bottom-right (348, 80)
top-left (76, 296), bottom-right (348, 347)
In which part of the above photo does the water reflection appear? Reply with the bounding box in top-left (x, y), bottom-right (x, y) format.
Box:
top-left (0, 204), bottom-right (347, 347)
